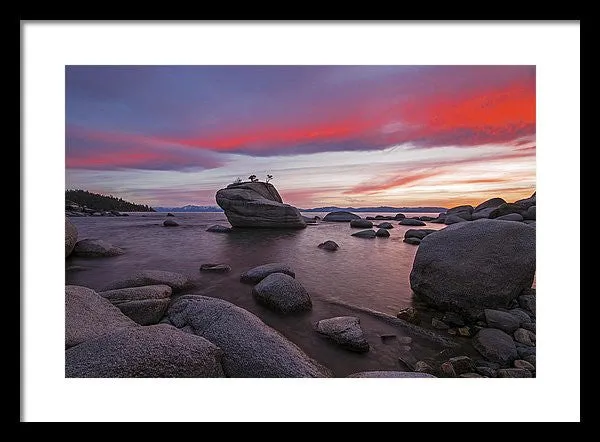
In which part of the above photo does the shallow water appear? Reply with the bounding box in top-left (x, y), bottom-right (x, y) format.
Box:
top-left (66, 212), bottom-right (475, 377)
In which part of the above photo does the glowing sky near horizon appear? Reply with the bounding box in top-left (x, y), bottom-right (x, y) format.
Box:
top-left (65, 65), bottom-right (536, 208)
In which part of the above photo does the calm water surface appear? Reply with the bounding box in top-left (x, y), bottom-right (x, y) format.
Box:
top-left (67, 212), bottom-right (470, 376)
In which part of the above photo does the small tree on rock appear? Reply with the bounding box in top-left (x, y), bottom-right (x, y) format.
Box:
top-left (248, 174), bottom-right (258, 182)
top-left (266, 174), bottom-right (273, 183)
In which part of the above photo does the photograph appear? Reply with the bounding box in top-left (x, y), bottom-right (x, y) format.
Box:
top-left (64, 65), bottom-right (537, 379)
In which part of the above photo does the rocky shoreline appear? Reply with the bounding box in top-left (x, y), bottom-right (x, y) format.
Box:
top-left (65, 188), bottom-right (536, 378)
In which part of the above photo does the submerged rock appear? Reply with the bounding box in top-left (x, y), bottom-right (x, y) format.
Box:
top-left (65, 218), bottom-right (78, 258)
top-left (410, 219), bottom-right (535, 317)
top-left (404, 229), bottom-right (436, 240)
top-left (323, 211), bottom-right (361, 222)
top-left (399, 219), bottom-right (426, 226)
top-left (199, 263), bottom-right (232, 273)
top-left (102, 270), bottom-right (190, 292)
top-left (350, 219), bottom-right (373, 228)
top-left (314, 316), bottom-right (369, 352)
top-left (167, 295), bottom-right (330, 377)
top-left (240, 263), bottom-right (295, 284)
top-left (377, 222), bottom-right (394, 229)
top-left (403, 237), bottom-right (422, 245)
top-left (351, 229), bottom-right (377, 238)
top-left (215, 182), bottom-right (306, 228)
top-left (394, 213), bottom-right (406, 220)
top-left (163, 219), bottom-right (179, 227)
top-left (65, 285), bottom-right (138, 349)
top-left (206, 225), bottom-right (232, 233)
top-left (99, 284), bottom-right (172, 325)
top-left (252, 273), bottom-right (312, 313)
top-left (73, 239), bottom-right (124, 257)
top-left (66, 324), bottom-right (224, 378)
top-left (318, 240), bottom-right (339, 251)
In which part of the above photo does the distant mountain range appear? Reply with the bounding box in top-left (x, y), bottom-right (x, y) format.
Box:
top-left (154, 205), bottom-right (446, 213)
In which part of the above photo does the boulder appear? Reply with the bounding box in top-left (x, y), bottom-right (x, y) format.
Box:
top-left (404, 229), bottom-right (436, 240)
top-left (508, 308), bottom-right (532, 325)
top-left (475, 366), bottom-right (497, 377)
top-left (444, 215), bottom-right (468, 225)
top-left (102, 270), bottom-right (190, 292)
top-left (318, 240), bottom-right (339, 251)
top-left (394, 213), bottom-right (406, 220)
top-left (72, 239), bottom-right (125, 257)
top-left (252, 273), bottom-right (312, 313)
top-left (314, 316), bottom-right (369, 352)
top-left (517, 346), bottom-right (536, 359)
top-left (215, 182), bottom-right (306, 228)
top-left (514, 192), bottom-right (536, 210)
top-left (430, 215), bottom-right (446, 224)
top-left (472, 328), bottom-right (518, 366)
top-left (65, 285), bottom-right (138, 349)
top-left (514, 328), bottom-right (536, 346)
top-left (199, 263), bottom-right (232, 273)
top-left (484, 309), bottom-right (521, 334)
top-left (489, 203), bottom-right (526, 219)
top-left (495, 213), bottom-right (524, 222)
top-left (414, 361), bottom-right (435, 374)
top-left (163, 219), bottom-right (179, 227)
top-left (167, 295), bottom-right (330, 377)
top-left (351, 229), bottom-right (377, 238)
top-left (523, 206), bottom-right (536, 220)
top-left (347, 371), bottom-right (436, 378)
top-left (166, 212), bottom-right (175, 217)
top-left (518, 295), bottom-right (536, 316)
top-left (350, 219), bottom-right (373, 228)
top-left (497, 368), bottom-right (532, 378)
top-left (403, 237), bottom-right (421, 245)
top-left (65, 324), bottom-right (224, 378)
top-left (377, 222), bottom-right (394, 229)
top-left (206, 224), bottom-right (232, 233)
top-left (240, 263), bottom-right (295, 284)
top-left (514, 359), bottom-right (535, 371)
top-left (471, 207), bottom-right (496, 220)
top-left (375, 228), bottom-right (390, 237)
top-left (446, 356), bottom-right (473, 375)
top-left (418, 216), bottom-right (436, 221)
top-left (65, 218), bottom-right (78, 258)
top-left (399, 219), bottom-right (426, 226)
top-left (323, 211), bottom-right (361, 222)
top-left (446, 205), bottom-right (474, 215)
top-left (474, 198), bottom-right (506, 212)
top-left (99, 284), bottom-right (172, 325)
top-left (410, 219), bottom-right (535, 317)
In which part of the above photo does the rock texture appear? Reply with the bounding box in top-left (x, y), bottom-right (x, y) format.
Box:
top-left (240, 263), bottom-right (295, 284)
top-left (347, 371), bottom-right (436, 378)
top-left (351, 229), bottom-right (377, 238)
top-left (399, 219), bottom-right (426, 226)
top-left (323, 211), bottom-right (361, 222)
top-left (65, 218), bottom-right (78, 258)
top-left (375, 228), bottom-right (390, 237)
top-left (484, 309), bottom-right (521, 334)
top-left (404, 229), bottom-right (436, 240)
top-left (163, 219), bottom-right (179, 227)
top-left (314, 316), bottom-right (369, 352)
top-left (215, 182), bottom-right (306, 228)
top-left (206, 225), bottom-right (232, 233)
top-left (99, 285), bottom-right (172, 325)
top-left (65, 285), bottom-right (138, 349)
top-left (102, 270), bottom-right (190, 292)
top-left (318, 240), bottom-right (339, 251)
top-left (73, 239), bottom-right (125, 257)
top-left (350, 219), bottom-right (373, 228)
top-left (252, 273), bottom-right (312, 313)
top-left (472, 328), bottom-right (518, 366)
top-left (410, 219), bottom-right (535, 317)
top-left (199, 263), bottom-right (232, 273)
top-left (66, 324), bottom-right (224, 378)
top-left (167, 295), bottom-right (330, 377)
top-left (474, 198), bottom-right (506, 212)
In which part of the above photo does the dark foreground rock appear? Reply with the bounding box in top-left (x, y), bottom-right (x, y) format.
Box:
top-left (318, 240), bottom-right (339, 251)
top-left (484, 309), bottom-right (521, 334)
top-left (404, 229), bottom-right (436, 240)
top-left (215, 182), bottom-right (306, 228)
top-left (323, 211), bottom-right (361, 222)
top-left (167, 295), bottom-right (330, 377)
top-left (410, 219), bottom-right (535, 317)
top-left (206, 225), bottom-right (232, 233)
top-left (65, 285), bottom-right (138, 349)
top-left (65, 324), bottom-right (224, 378)
top-left (347, 371), bottom-right (436, 378)
top-left (350, 219), bottom-right (373, 228)
top-left (252, 273), bottom-right (312, 313)
top-left (102, 270), bottom-right (190, 292)
top-left (403, 237), bottom-right (422, 245)
top-left (99, 285), bottom-right (172, 325)
top-left (65, 218), bottom-right (78, 258)
top-left (314, 316), bottom-right (369, 352)
top-left (240, 263), bottom-right (295, 283)
top-left (472, 328), bottom-right (518, 366)
top-left (73, 239), bottom-right (125, 257)
top-left (375, 228), bottom-right (390, 237)
top-left (497, 368), bottom-right (533, 378)
top-left (351, 229), bottom-right (377, 238)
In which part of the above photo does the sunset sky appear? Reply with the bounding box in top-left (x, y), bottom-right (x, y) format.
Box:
top-left (65, 65), bottom-right (536, 208)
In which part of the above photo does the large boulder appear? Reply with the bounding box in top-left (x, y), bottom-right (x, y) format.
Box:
top-left (446, 205), bottom-right (474, 215)
top-left (323, 211), bottom-right (361, 222)
top-left (410, 219), bottom-right (535, 317)
top-left (167, 295), bottom-right (330, 377)
top-left (65, 285), bottom-right (138, 349)
top-left (215, 182), bottom-right (306, 228)
top-left (347, 371), bottom-right (436, 378)
top-left (484, 309), bottom-right (521, 334)
top-left (404, 229), bottom-right (436, 240)
top-left (495, 213), bottom-right (524, 222)
top-left (252, 273), bottom-right (312, 313)
top-left (99, 285), bottom-right (172, 325)
top-left (65, 324), bottom-right (224, 378)
top-left (514, 192), bottom-right (536, 210)
top-left (523, 206), bottom-right (536, 220)
top-left (102, 270), bottom-right (190, 292)
top-left (399, 219), bottom-right (426, 226)
top-left (471, 207), bottom-right (496, 220)
top-left (163, 219), bottom-right (179, 227)
top-left (350, 219), bottom-right (373, 228)
top-left (394, 213), bottom-right (406, 220)
top-left (472, 328), bottom-right (518, 366)
top-left (240, 263), bottom-right (295, 284)
top-left (351, 229), bottom-right (377, 238)
top-left (489, 203), bottom-right (526, 219)
top-left (314, 316), bottom-right (369, 352)
top-left (72, 239), bottom-right (125, 257)
top-left (375, 228), bottom-right (390, 237)
top-left (65, 218), bottom-right (78, 258)
top-left (444, 215), bottom-right (468, 225)
top-left (474, 198), bottom-right (506, 212)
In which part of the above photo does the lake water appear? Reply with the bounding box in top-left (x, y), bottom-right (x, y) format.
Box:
top-left (66, 212), bottom-right (473, 377)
